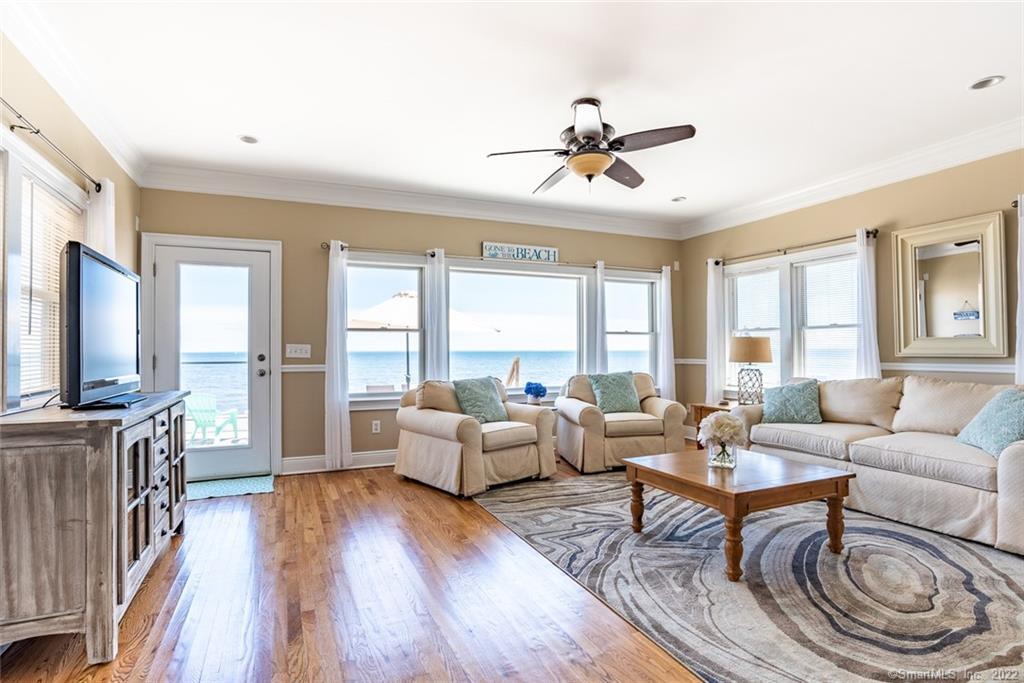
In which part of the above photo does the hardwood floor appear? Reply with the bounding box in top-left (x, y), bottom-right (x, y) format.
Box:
top-left (1, 457), bottom-right (698, 682)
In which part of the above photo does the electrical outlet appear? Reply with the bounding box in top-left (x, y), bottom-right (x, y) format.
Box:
top-left (285, 343), bottom-right (311, 359)
top-left (371, 420), bottom-right (382, 434)
top-left (673, 260), bottom-right (680, 271)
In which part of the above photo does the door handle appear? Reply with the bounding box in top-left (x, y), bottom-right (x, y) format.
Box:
top-left (257, 353), bottom-right (266, 362)
top-left (257, 369), bottom-right (267, 377)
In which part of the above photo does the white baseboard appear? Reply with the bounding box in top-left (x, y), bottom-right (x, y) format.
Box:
top-left (279, 449), bottom-right (397, 475)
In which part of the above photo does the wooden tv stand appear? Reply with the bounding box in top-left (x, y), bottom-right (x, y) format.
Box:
top-left (0, 391), bottom-right (189, 663)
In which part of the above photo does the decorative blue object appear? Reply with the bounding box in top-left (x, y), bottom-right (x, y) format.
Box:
top-left (524, 382), bottom-right (548, 399)
top-left (957, 389), bottom-right (1024, 457)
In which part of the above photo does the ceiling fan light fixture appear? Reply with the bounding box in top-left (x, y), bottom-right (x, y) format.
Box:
top-left (566, 151), bottom-right (614, 180)
top-left (970, 75), bottom-right (1004, 90)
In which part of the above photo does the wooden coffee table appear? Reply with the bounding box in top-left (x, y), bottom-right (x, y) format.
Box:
top-left (624, 449), bottom-right (855, 582)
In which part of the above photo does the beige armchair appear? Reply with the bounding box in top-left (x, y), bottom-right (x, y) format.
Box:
top-left (555, 372), bottom-right (688, 473)
top-left (395, 379), bottom-right (556, 496)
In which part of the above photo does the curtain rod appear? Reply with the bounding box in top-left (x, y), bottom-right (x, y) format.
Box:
top-left (712, 229), bottom-right (878, 266)
top-left (1, 96), bottom-right (103, 193)
top-left (318, 242), bottom-right (663, 273)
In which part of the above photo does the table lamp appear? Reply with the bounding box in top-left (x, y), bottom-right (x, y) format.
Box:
top-left (730, 336), bottom-right (772, 405)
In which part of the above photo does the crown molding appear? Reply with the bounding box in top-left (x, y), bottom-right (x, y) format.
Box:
top-left (1, 2), bottom-right (146, 183)
top-left (141, 164), bottom-right (683, 239)
top-left (679, 118), bottom-right (1024, 240)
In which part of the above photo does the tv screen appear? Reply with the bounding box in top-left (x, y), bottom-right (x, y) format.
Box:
top-left (61, 242), bottom-right (141, 408)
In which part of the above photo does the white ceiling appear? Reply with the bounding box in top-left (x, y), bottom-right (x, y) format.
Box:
top-left (3, 2), bottom-right (1022, 238)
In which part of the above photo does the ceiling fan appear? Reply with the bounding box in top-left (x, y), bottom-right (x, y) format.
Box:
top-left (487, 97), bottom-right (696, 194)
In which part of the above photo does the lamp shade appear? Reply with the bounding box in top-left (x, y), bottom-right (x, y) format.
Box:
top-left (729, 336), bottom-right (772, 363)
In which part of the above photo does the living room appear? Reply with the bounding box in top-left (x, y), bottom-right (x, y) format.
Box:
top-left (0, 2), bottom-right (1022, 681)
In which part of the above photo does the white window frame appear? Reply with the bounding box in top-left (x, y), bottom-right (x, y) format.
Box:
top-left (1, 134), bottom-right (90, 413)
top-left (346, 251), bottom-right (427, 404)
top-left (604, 269), bottom-right (660, 379)
top-left (723, 243), bottom-right (856, 394)
top-left (446, 257), bottom-right (590, 395)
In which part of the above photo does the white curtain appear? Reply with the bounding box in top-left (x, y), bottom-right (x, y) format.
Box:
top-left (705, 258), bottom-right (726, 404)
top-left (855, 228), bottom-right (882, 378)
top-left (325, 240), bottom-right (353, 470)
top-left (424, 247), bottom-right (448, 381)
top-left (594, 260), bottom-right (608, 373)
top-left (657, 266), bottom-right (676, 400)
top-left (85, 178), bottom-right (116, 257)
top-left (1016, 194), bottom-right (1024, 384)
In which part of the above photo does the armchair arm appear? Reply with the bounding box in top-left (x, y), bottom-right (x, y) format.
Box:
top-left (555, 397), bottom-right (604, 428)
top-left (996, 441), bottom-right (1024, 554)
top-left (641, 396), bottom-right (687, 422)
top-left (506, 402), bottom-right (556, 479)
top-left (729, 404), bottom-right (763, 444)
top-left (396, 406), bottom-right (481, 445)
top-left (504, 402), bottom-right (551, 426)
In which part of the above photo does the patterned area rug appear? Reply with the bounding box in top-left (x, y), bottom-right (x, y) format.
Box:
top-left (476, 473), bottom-right (1024, 682)
top-left (187, 475), bottom-right (274, 500)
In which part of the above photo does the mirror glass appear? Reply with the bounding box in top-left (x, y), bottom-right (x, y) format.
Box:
top-left (913, 238), bottom-right (983, 339)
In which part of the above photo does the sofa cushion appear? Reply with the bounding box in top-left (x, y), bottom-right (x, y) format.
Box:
top-left (454, 377), bottom-right (509, 424)
top-left (588, 372), bottom-right (642, 413)
top-left (416, 380), bottom-right (462, 413)
top-left (763, 380), bottom-right (822, 424)
top-left (750, 422), bottom-right (890, 461)
top-left (481, 421), bottom-right (537, 451)
top-left (891, 375), bottom-right (1013, 435)
top-left (849, 432), bottom-right (997, 491)
top-left (819, 377), bottom-right (904, 430)
top-left (957, 389), bottom-right (1024, 457)
top-left (605, 412), bottom-right (664, 437)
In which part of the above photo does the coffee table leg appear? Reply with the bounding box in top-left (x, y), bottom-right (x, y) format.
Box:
top-left (724, 516), bottom-right (744, 581)
top-left (827, 496), bottom-right (845, 553)
top-left (630, 481), bottom-right (644, 532)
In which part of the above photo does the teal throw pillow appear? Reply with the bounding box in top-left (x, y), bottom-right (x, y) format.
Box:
top-left (588, 371), bottom-right (641, 413)
top-left (957, 389), bottom-right (1024, 457)
top-left (762, 380), bottom-right (822, 424)
top-left (453, 377), bottom-right (508, 424)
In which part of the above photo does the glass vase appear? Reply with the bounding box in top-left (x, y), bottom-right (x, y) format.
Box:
top-left (708, 441), bottom-right (737, 469)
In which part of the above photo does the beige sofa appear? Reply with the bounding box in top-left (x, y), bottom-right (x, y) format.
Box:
top-left (731, 375), bottom-right (1023, 554)
top-left (555, 372), bottom-right (688, 473)
top-left (395, 379), bottom-right (556, 496)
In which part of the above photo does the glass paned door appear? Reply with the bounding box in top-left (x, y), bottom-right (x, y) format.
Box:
top-left (153, 246), bottom-right (272, 480)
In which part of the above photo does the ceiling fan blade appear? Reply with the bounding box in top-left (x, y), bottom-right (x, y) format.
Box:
top-left (610, 125), bottom-right (696, 153)
top-left (604, 157), bottom-right (644, 189)
top-left (487, 148), bottom-right (567, 158)
top-left (533, 166), bottom-right (569, 194)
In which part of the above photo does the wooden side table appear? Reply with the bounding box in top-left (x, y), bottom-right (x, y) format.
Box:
top-left (690, 401), bottom-right (737, 427)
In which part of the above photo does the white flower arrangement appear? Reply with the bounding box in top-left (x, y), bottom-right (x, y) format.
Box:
top-left (697, 411), bottom-right (747, 448)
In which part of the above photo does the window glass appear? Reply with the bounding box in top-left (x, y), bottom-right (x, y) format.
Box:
top-left (346, 266), bottom-right (422, 393)
top-left (800, 258), bottom-right (858, 380)
top-left (606, 280), bottom-right (654, 375)
top-left (727, 269), bottom-right (781, 387)
top-left (449, 270), bottom-right (579, 388)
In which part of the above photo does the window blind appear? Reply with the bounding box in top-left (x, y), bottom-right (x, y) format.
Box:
top-left (729, 270), bottom-right (781, 387)
top-left (19, 177), bottom-right (85, 399)
top-left (799, 258), bottom-right (858, 380)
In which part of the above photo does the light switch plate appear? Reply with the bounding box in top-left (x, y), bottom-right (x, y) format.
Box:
top-left (371, 420), bottom-right (382, 434)
top-left (285, 343), bottom-right (312, 359)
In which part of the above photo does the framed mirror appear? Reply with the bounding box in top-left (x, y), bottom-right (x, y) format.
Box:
top-left (893, 211), bottom-right (1006, 357)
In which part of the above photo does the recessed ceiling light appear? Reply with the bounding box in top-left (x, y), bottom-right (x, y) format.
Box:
top-left (970, 75), bottom-right (1004, 90)
top-left (671, 196), bottom-right (687, 202)
top-left (238, 134), bottom-right (259, 144)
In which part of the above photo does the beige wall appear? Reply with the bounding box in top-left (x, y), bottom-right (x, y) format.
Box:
top-left (0, 34), bottom-right (140, 269)
top-left (919, 252), bottom-right (982, 338)
top-left (677, 149), bottom-right (1024, 411)
top-left (139, 189), bottom-right (685, 456)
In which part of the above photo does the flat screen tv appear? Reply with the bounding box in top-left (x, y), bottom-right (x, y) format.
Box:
top-left (60, 241), bottom-right (143, 409)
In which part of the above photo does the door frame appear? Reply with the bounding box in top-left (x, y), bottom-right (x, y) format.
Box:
top-left (141, 232), bottom-right (283, 475)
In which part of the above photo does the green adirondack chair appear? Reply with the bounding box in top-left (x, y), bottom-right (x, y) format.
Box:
top-left (185, 394), bottom-right (239, 444)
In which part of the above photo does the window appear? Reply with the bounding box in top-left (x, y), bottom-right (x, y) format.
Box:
top-left (448, 270), bottom-right (580, 389)
top-left (346, 265), bottom-right (423, 394)
top-left (727, 269), bottom-right (782, 387)
top-left (18, 177), bottom-right (86, 403)
top-left (605, 279), bottom-right (655, 375)
top-left (724, 245), bottom-right (862, 390)
top-left (797, 258), bottom-right (858, 380)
